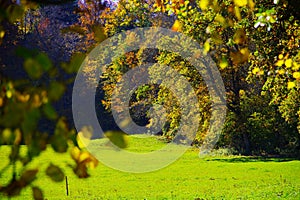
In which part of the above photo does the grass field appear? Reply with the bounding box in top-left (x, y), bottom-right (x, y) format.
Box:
top-left (0, 135), bottom-right (300, 199)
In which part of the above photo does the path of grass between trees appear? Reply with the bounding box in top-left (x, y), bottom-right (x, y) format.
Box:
top-left (0, 135), bottom-right (300, 199)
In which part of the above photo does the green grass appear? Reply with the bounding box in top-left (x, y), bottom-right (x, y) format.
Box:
top-left (0, 135), bottom-right (300, 199)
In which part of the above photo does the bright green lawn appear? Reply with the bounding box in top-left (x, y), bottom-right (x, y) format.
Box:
top-left (0, 135), bottom-right (300, 199)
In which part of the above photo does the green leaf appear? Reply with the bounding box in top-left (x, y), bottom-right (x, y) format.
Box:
top-left (27, 134), bottom-right (47, 159)
top-left (42, 103), bottom-right (58, 120)
top-left (61, 53), bottom-right (86, 74)
top-left (36, 53), bottom-right (52, 72)
top-left (32, 187), bottom-right (44, 200)
top-left (104, 131), bottom-right (129, 149)
top-left (48, 82), bottom-right (65, 101)
top-left (24, 58), bottom-right (43, 80)
top-left (46, 164), bottom-right (65, 182)
top-left (2, 128), bottom-right (13, 144)
top-left (51, 134), bottom-right (68, 153)
top-left (7, 5), bottom-right (24, 23)
top-left (23, 52), bottom-right (52, 78)
top-left (15, 47), bottom-right (37, 59)
top-left (21, 109), bottom-right (40, 136)
top-left (51, 118), bottom-right (69, 153)
top-left (92, 26), bottom-right (106, 43)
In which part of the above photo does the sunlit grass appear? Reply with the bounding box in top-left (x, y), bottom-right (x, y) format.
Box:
top-left (0, 135), bottom-right (300, 199)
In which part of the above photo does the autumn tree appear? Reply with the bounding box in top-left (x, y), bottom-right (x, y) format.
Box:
top-left (91, 0), bottom-right (300, 155)
top-left (74, 0), bottom-right (113, 49)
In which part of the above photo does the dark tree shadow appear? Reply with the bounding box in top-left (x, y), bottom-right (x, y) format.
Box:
top-left (205, 156), bottom-right (300, 163)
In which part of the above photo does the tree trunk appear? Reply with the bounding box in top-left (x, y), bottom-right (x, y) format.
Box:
top-left (242, 132), bottom-right (251, 155)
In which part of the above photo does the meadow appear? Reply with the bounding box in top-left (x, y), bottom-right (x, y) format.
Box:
top-left (0, 135), bottom-right (300, 199)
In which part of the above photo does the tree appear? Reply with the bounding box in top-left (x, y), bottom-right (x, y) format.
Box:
top-left (162, 0), bottom-right (300, 155)
top-left (249, 0), bottom-right (300, 154)
top-left (0, 1), bottom-right (99, 199)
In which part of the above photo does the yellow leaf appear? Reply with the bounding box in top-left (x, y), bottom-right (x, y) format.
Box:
top-left (203, 40), bottom-right (210, 55)
top-left (171, 20), bottom-right (183, 32)
top-left (285, 59), bottom-right (293, 68)
top-left (0, 31), bottom-right (5, 38)
top-left (71, 147), bottom-right (81, 161)
top-left (287, 81), bottom-right (296, 89)
top-left (14, 129), bottom-right (22, 145)
top-left (211, 33), bottom-right (223, 44)
top-left (293, 72), bottom-right (300, 79)
top-left (252, 67), bottom-right (260, 74)
top-left (240, 48), bottom-right (250, 61)
top-left (234, 6), bottom-right (242, 20)
top-left (248, 0), bottom-right (255, 10)
top-left (199, 0), bottom-right (209, 10)
top-left (219, 58), bottom-right (228, 69)
top-left (230, 48), bottom-right (249, 65)
top-left (276, 60), bottom-right (284, 67)
top-left (77, 127), bottom-right (92, 149)
top-left (240, 48), bottom-right (248, 55)
top-left (17, 93), bottom-right (30, 102)
top-left (234, 0), bottom-right (247, 7)
top-left (239, 89), bottom-right (245, 96)
top-left (215, 14), bottom-right (225, 24)
top-left (87, 156), bottom-right (99, 169)
top-left (77, 135), bottom-right (88, 149)
top-left (233, 29), bottom-right (247, 45)
top-left (278, 69), bottom-right (285, 75)
top-left (259, 70), bottom-right (265, 75)
top-left (6, 90), bottom-right (12, 99)
top-left (79, 152), bottom-right (90, 162)
top-left (293, 62), bottom-right (299, 71)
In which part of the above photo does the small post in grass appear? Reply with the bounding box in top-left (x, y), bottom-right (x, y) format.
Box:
top-left (65, 176), bottom-right (69, 196)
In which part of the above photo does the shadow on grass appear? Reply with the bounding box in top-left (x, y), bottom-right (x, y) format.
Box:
top-left (205, 156), bottom-right (300, 163)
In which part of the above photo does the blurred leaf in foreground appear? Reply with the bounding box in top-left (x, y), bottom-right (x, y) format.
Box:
top-left (46, 164), bottom-right (64, 182)
top-left (104, 130), bottom-right (129, 149)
